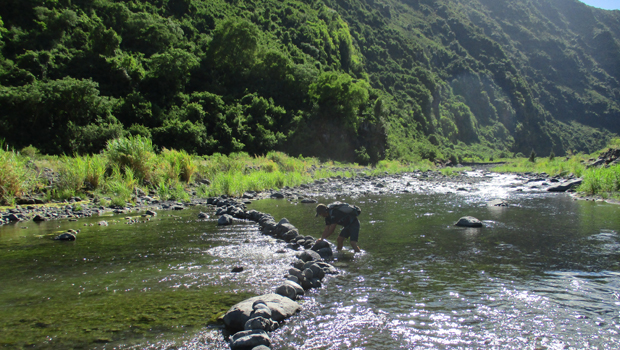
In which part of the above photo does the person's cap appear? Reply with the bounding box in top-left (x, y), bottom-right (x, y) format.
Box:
top-left (315, 203), bottom-right (327, 217)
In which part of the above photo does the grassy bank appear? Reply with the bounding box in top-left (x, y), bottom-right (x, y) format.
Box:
top-left (491, 139), bottom-right (620, 200)
top-left (0, 136), bottom-right (444, 207)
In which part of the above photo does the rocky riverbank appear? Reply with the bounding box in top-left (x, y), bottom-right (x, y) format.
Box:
top-left (1, 166), bottom-right (597, 227)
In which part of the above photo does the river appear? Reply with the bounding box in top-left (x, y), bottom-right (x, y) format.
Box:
top-left (1, 171), bottom-right (619, 349)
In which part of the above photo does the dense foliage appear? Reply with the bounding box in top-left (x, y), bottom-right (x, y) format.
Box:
top-left (1, 0), bottom-right (619, 163)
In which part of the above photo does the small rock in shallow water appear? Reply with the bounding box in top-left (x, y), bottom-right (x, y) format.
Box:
top-left (54, 232), bottom-right (76, 241)
top-left (230, 330), bottom-right (271, 350)
top-left (218, 214), bottom-right (233, 226)
top-left (455, 216), bottom-right (483, 227)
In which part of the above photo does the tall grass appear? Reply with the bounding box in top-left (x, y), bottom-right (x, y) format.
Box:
top-left (491, 157), bottom-right (586, 177)
top-left (580, 165), bottom-right (620, 197)
top-left (55, 156), bottom-right (87, 199)
top-left (105, 135), bottom-right (155, 181)
top-left (105, 165), bottom-right (137, 206)
top-left (201, 170), bottom-right (312, 197)
top-left (0, 149), bottom-right (34, 205)
top-left (158, 149), bottom-right (197, 184)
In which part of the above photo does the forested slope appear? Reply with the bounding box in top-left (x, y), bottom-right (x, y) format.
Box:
top-left (1, 0), bottom-right (618, 163)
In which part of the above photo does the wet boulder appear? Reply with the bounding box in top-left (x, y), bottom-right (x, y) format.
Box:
top-left (275, 284), bottom-right (297, 300)
top-left (315, 262), bottom-right (339, 275)
top-left (228, 206), bottom-right (246, 218)
top-left (297, 249), bottom-right (321, 262)
top-left (146, 210), bottom-right (158, 216)
top-left (284, 280), bottom-right (304, 298)
top-left (547, 179), bottom-right (582, 192)
top-left (251, 346), bottom-right (271, 350)
top-left (223, 294), bottom-right (301, 332)
top-left (274, 222), bottom-right (297, 238)
top-left (6, 213), bottom-right (21, 222)
top-left (281, 230), bottom-right (299, 242)
top-left (197, 212), bottom-right (209, 219)
top-left (455, 216), bottom-right (483, 228)
top-left (230, 329), bottom-right (271, 350)
top-left (310, 239), bottom-right (330, 251)
top-left (288, 268), bottom-right (303, 281)
top-left (32, 214), bottom-right (48, 222)
top-left (292, 259), bottom-right (305, 270)
top-left (218, 214), bottom-right (234, 226)
top-left (304, 262), bottom-right (325, 280)
top-left (247, 210), bottom-right (262, 222)
top-left (250, 304), bottom-right (272, 319)
top-left (316, 247), bottom-right (333, 259)
top-left (285, 274), bottom-right (299, 284)
top-left (244, 316), bottom-right (277, 332)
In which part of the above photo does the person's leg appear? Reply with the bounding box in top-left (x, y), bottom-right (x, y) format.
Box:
top-left (336, 236), bottom-right (345, 250)
top-left (348, 218), bottom-right (361, 252)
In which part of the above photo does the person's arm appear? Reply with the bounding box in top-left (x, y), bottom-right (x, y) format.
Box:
top-left (319, 223), bottom-right (337, 240)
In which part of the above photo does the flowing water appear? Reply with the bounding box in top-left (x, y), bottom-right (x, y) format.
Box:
top-left (1, 171), bottom-right (620, 349)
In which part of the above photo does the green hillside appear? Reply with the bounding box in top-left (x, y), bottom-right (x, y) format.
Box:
top-left (1, 0), bottom-right (619, 163)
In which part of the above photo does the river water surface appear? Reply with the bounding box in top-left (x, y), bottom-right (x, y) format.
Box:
top-left (1, 171), bottom-right (619, 349)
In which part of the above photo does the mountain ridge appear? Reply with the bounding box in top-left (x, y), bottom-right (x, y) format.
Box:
top-left (0, 0), bottom-right (618, 163)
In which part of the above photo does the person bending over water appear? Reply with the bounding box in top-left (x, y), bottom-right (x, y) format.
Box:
top-left (315, 202), bottom-right (362, 253)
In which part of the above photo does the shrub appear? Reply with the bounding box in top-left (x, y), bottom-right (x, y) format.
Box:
top-left (529, 150), bottom-right (536, 163)
top-left (20, 145), bottom-right (40, 158)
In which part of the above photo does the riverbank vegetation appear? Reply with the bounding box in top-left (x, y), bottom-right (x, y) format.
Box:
top-left (3, 135), bottom-right (619, 206)
top-left (0, 135), bottom-right (443, 206)
top-left (492, 138), bottom-right (620, 199)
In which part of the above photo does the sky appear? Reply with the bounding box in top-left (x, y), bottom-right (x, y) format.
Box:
top-left (579, 0), bottom-right (620, 10)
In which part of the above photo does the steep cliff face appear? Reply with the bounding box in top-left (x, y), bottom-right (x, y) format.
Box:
top-left (0, 0), bottom-right (618, 161)
top-left (326, 0), bottom-right (619, 157)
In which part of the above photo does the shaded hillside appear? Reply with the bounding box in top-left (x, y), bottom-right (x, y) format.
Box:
top-left (0, 0), bottom-right (618, 162)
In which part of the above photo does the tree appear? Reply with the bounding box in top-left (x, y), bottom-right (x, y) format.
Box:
top-left (207, 19), bottom-right (260, 73)
top-left (309, 71), bottom-right (370, 132)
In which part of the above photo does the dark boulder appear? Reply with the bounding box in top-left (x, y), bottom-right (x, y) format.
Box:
top-left (32, 214), bottom-right (48, 222)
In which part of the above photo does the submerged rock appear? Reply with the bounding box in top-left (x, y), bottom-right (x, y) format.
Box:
top-left (218, 214), bottom-right (233, 226)
top-left (54, 232), bottom-right (76, 241)
top-left (455, 216), bottom-right (483, 227)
